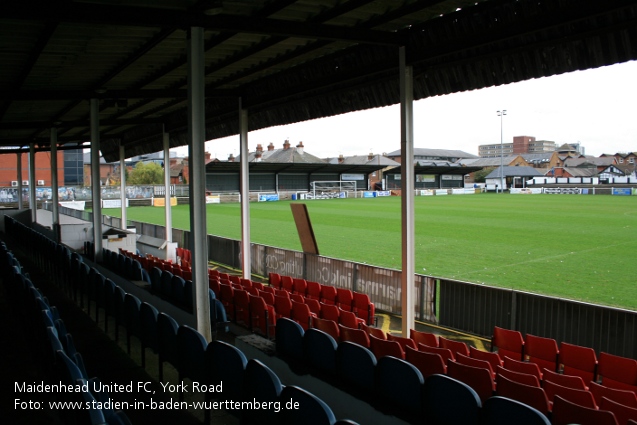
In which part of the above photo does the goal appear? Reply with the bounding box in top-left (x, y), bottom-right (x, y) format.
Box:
top-left (309, 180), bottom-right (356, 199)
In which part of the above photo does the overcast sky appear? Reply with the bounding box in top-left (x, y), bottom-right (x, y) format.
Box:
top-left (201, 60), bottom-right (637, 160)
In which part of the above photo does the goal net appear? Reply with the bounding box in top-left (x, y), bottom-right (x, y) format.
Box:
top-left (309, 181), bottom-right (356, 199)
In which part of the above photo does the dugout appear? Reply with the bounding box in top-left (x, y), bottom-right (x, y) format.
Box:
top-left (205, 161), bottom-right (387, 193)
top-left (384, 162), bottom-right (482, 190)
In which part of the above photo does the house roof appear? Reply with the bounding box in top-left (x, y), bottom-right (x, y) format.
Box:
top-left (240, 146), bottom-right (325, 164)
top-left (485, 166), bottom-right (544, 179)
top-left (326, 154), bottom-right (400, 166)
top-left (386, 148), bottom-right (478, 159)
top-left (384, 161), bottom-right (483, 176)
top-left (1, 1), bottom-right (637, 163)
top-left (561, 167), bottom-right (598, 177)
top-left (457, 156), bottom-right (519, 167)
top-left (564, 157), bottom-right (615, 167)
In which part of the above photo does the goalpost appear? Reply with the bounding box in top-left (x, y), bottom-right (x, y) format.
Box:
top-left (309, 180), bottom-right (357, 199)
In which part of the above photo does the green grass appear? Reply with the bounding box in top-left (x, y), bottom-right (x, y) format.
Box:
top-left (103, 194), bottom-right (637, 310)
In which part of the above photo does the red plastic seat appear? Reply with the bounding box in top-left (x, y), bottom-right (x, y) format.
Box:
top-left (469, 346), bottom-right (503, 371)
top-left (542, 367), bottom-right (588, 390)
top-left (552, 395), bottom-right (618, 425)
top-left (369, 334), bottom-right (405, 360)
top-left (543, 379), bottom-right (597, 409)
top-left (338, 324), bottom-right (370, 348)
top-left (455, 352), bottom-right (495, 379)
top-left (492, 326), bottom-right (524, 361)
top-left (410, 329), bottom-right (439, 347)
top-left (281, 275), bottom-right (294, 293)
top-left (249, 294), bottom-right (276, 339)
top-left (361, 323), bottom-right (387, 340)
top-left (447, 360), bottom-right (496, 403)
top-left (320, 303), bottom-right (340, 322)
top-left (338, 308), bottom-right (365, 329)
top-left (418, 343), bottom-right (455, 366)
top-left (291, 300), bottom-right (316, 330)
top-left (503, 355), bottom-right (543, 382)
top-left (559, 342), bottom-right (598, 383)
top-left (233, 289), bottom-right (251, 326)
top-left (292, 278), bottom-right (307, 296)
top-left (598, 352), bottom-right (637, 393)
top-left (600, 396), bottom-right (637, 425)
top-left (304, 298), bottom-right (321, 316)
top-left (219, 283), bottom-right (235, 318)
top-left (387, 333), bottom-right (417, 351)
top-left (312, 317), bottom-right (340, 341)
top-left (525, 333), bottom-right (559, 373)
top-left (274, 288), bottom-right (290, 299)
top-left (336, 288), bottom-right (354, 311)
top-left (274, 295), bottom-right (292, 320)
top-left (306, 280), bottom-right (322, 300)
top-left (496, 365), bottom-right (540, 387)
top-left (239, 278), bottom-right (252, 289)
top-left (496, 374), bottom-right (552, 417)
top-left (589, 381), bottom-right (637, 408)
top-left (257, 290), bottom-right (275, 307)
top-left (439, 336), bottom-right (470, 357)
top-left (290, 293), bottom-right (305, 303)
top-left (405, 346), bottom-right (446, 378)
top-left (268, 272), bottom-right (281, 289)
top-left (320, 286), bottom-right (337, 305)
top-left (352, 292), bottom-right (375, 325)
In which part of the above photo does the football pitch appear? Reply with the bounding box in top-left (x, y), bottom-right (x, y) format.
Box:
top-left (104, 193), bottom-right (637, 310)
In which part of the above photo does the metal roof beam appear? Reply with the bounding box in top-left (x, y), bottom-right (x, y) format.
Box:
top-left (2, 1), bottom-right (403, 46)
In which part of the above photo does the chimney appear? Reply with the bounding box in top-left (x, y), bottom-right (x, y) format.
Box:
top-left (338, 154), bottom-right (344, 164)
top-left (205, 152), bottom-right (211, 160)
top-left (255, 151), bottom-right (262, 162)
top-left (283, 139), bottom-right (290, 150)
top-left (267, 142), bottom-right (275, 151)
top-left (256, 144), bottom-right (263, 153)
top-left (228, 153), bottom-right (235, 162)
top-left (296, 141), bottom-right (304, 155)
top-left (368, 152), bottom-right (374, 161)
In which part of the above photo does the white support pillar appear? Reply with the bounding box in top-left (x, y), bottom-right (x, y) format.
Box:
top-left (119, 143), bottom-right (127, 230)
top-left (399, 46), bottom-right (416, 336)
top-left (239, 104), bottom-right (251, 280)
top-left (163, 131), bottom-right (172, 243)
top-left (17, 152), bottom-right (23, 210)
top-left (90, 98), bottom-right (103, 262)
top-left (29, 143), bottom-right (37, 222)
top-left (51, 128), bottom-right (60, 242)
top-left (188, 27), bottom-right (211, 341)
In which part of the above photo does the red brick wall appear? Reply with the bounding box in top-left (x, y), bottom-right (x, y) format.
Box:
top-left (0, 151), bottom-right (65, 187)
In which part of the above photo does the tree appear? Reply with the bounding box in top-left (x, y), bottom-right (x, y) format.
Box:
top-left (473, 167), bottom-right (494, 183)
top-left (128, 161), bottom-right (164, 185)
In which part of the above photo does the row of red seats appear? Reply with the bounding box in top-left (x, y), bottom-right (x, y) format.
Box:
top-left (492, 326), bottom-right (637, 394)
top-left (175, 247), bottom-right (191, 268)
top-left (309, 319), bottom-right (637, 425)
top-left (268, 272), bottom-right (375, 325)
top-left (210, 275), bottom-right (367, 335)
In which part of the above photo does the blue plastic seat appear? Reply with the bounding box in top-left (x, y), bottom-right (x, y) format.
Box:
top-left (276, 317), bottom-right (305, 362)
top-left (157, 312), bottom-right (179, 381)
top-left (303, 328), bottom-right (338, 375)
top-left (423, 374), bottom-right (481, 425)
top-left (482, 396), bottom-right (551, 425)
top-left (241, 359), bottom-right (284, 425)
top-left (139, 302), bottom-right (159, 368)
top-left (336, 341), bottom-right (377, 398)
top-left (279, 385), bottom-right (337, 425)
top-left (123, 293), bottom-right (141, 355)
top-left (176, 325), bottom-right (208, 401)
top-left (376, 356), bottom-right (424, 418)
